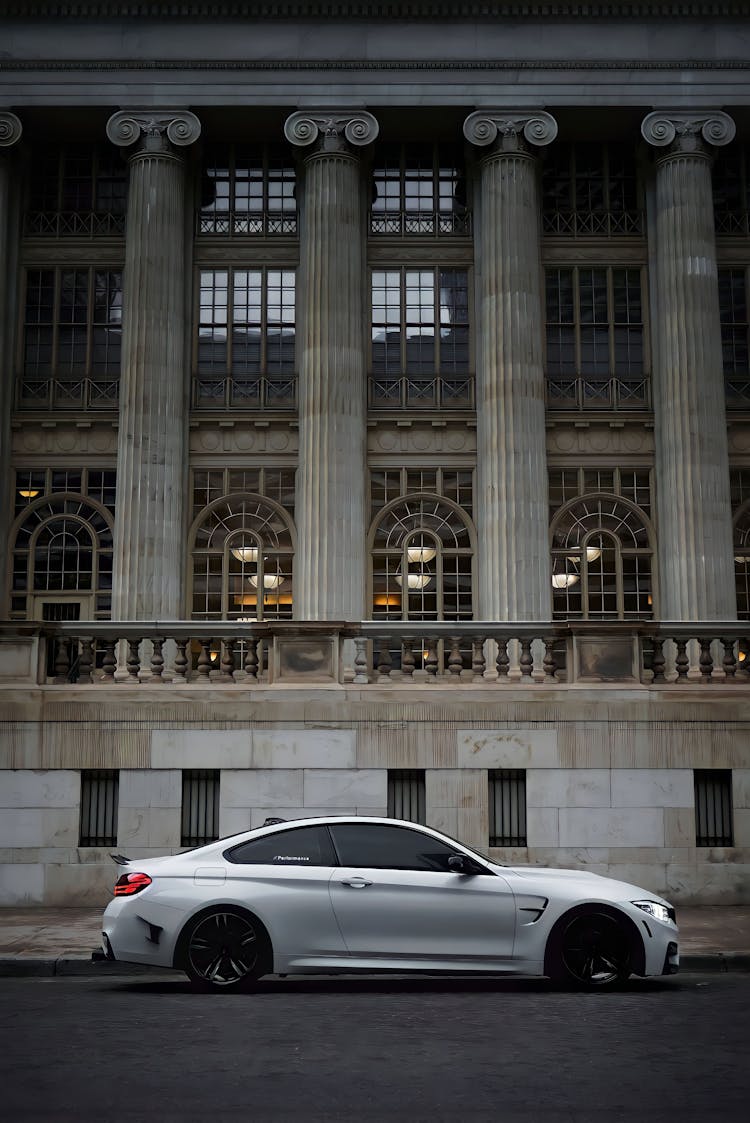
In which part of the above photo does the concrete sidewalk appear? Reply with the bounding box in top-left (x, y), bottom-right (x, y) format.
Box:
top-left (0, 905), bottom-right (749, 977)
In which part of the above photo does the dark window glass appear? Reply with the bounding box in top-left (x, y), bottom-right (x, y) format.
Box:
top-left (329, 823), bottom-right (459, 872)
top-left (226, 824), bottom-right (337, 866)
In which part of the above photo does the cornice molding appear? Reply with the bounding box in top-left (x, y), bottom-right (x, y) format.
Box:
top-left (1, 3), bottom-right (748, 19)
top-left (2, 58), bottom-right (749, 73)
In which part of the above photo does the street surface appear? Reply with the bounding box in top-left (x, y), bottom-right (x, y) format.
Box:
top-left (1, 973), bottom-right (748, 1121)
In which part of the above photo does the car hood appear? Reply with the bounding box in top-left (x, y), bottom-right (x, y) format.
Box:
top-left (501, 864), bottom-right (673, 907)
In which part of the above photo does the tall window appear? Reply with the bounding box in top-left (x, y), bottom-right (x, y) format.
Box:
top-left (198, 144), bottom-right (296, 236)
top-left (25, 144), bottom-right (127, 237)
top-left (489, 770), bottom-right (527, 848)
top-left (370, 495), bottom-right (474, 622)
top-left (694, 771), bottom-right (734, 847)
top-left (550, 495), bottom-right (654, 619)
top-left (190, 494), bottom-right (295, 621)
top-left (19, 268), bottom-right (122, 410)
top-left (387, 770), bottom-right (426, 825)
top-left (194, 268), bottom-right (296, 409)
top-left (80, 770), bottom-right (119, 847)
top-left (182, 770), bottom-right (220, 847)
top-left (733, 501), bottom-right (750, 620)
top-left (713, 144), bottom-right (750, 235)
top-left (545, 267), bottom-right (647, 410)
top-left (720, 269), bottom-right (750, 407)
top-left (10, 493), bottom-right (114, 619)
top-left (370, 142), bottom-right (469, 236)
top-left (370, 267), bottom-right (471, 408)
top-left (542, 142), bottom-right (641, 236)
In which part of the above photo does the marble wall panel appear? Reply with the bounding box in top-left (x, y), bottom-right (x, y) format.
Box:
top-left (457, 729), bottom-right (559, 769)
top-left (0, 808), bottom-right (79, 849)
top-left (220, 769), bottom-right (303, 808)
top-left (559, 808), bottom-right (664, 848)
top-left (118, 769), bottom-right (181, 808)
top-left (152, 730), bottom-right (251, 769)
top-left (610, 769), bottom-right (693, 808)
top-left (527, 769), bottom-right (610, 808)
top-left (252, 730), bottom-right (356, 769)
top-left (0, 863), bottom-right (45, 904)
top-left (0, 770), bottom-right (79, 807)
top-left (302, 769), bottom-right (386, 809)
top-left (117, 807), bottom-right (181, 850)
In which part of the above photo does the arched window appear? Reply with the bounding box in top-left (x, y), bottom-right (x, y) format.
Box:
top-left (550, 494), bottom-right (654, 619)
top-left (370, 495), bottom-right (474, 621)
top-left (189, 493), bottom-right (295, 621)
top-left (10, 495), bottom-right (113, 619)
top-left (733, 501), bottom-right (750, 619)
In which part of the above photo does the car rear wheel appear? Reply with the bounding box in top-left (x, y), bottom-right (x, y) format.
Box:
top-left (551, 910), bottom-right (632, 990)
top-left (183, 908), bottom-right (268, 992)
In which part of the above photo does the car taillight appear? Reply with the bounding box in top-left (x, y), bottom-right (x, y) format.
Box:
top-left (113, 872), bottom-right (152, 896)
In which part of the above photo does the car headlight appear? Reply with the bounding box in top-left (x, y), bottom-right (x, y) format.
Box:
top-left (632, 900), bottom-right (673, 924)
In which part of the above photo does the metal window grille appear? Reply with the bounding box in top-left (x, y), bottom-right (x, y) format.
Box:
top-left (80, 769), bottom-right (118, 846)
top-left (694, 770), bottom-right (734, 847)
top-left (182, 770), bottom-right (220, 846)
top-left (489, 770), bottom-right (527, 847)
top-left (387, 770), bottom-right (426, 824)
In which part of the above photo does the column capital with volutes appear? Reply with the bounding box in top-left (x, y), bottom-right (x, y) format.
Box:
top-left (641, 109), bottom-right (736, 160)
top-left (463, 109), bottom-right (558, 156)
top-left (283, 109), bottom-right (379, 157)
top-left (0, 111), bottom-right (23, 149)
top-left (106, 109), bottom-right (201, 157)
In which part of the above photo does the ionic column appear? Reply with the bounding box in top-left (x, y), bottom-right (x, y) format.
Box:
top-left (106, 110), bottom-right (201, 620)
top-left (284, 110), bottom-right (378, 620)
top-left (642, 111), bottom-right (736, 620)
top-left (0, 113), bottom-right (23, 610)
top-left (463, 111), bottom-right (557, 621)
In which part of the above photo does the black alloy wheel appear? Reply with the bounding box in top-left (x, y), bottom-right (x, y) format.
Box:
top-left (556, 911), bottom-right (631, 989)
top-left (185, 909), bottom-right (265, 991)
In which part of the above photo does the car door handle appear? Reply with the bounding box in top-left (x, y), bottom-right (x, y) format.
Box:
top-left (340, 877), bottom-right (372, 888)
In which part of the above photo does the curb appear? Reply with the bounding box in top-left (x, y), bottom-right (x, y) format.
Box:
top-left (1, 953), bottom-right (749, 979)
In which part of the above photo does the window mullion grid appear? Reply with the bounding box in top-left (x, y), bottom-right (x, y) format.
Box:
top-left (607, 267), bottom-right (615, 378)
top-left (51, 268), bottom-right (61, 380)
top-left (433, 267), bottom-right (441, 377)
top-left (399, 269), bottom-right (407, 377)
top-left (573, 266), bottom-right (581, 378)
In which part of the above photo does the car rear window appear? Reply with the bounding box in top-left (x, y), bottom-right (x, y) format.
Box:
top-left (225, 824), bottom-right (337, 866)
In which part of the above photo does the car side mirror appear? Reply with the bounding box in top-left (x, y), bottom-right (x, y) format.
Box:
top-left (448, 854), bottom-right (472, 874)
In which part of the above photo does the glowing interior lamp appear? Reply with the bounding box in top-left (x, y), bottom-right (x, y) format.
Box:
top-left (551, 573), bottom-right (579, 589)
top-left (406, 545), bottom-right (437, 563)
top-left (734, 556), bottom-right (749, 565)
top-left (739, 650), bottom-right (747, 663)
top-left (236, 617), bottom-right (258, 623)
top-left (249, 574), bottom-right (285, 590)
top-left (395, 572), bottom-right (432, 590)
top-left (231, 545), bottom-right (259, 563)
top-left (585, 546), bottom-right (602, 562)
top-left (18, 489), bottom-right (40, 499)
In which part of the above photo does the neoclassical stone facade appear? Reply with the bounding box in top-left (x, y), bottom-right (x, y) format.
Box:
top-left (0, 1), bottom-right (749, 905)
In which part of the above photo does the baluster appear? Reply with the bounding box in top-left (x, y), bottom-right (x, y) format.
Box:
top-left (448, 636), bottom-right (463, 678)
top-left (126, 638), bottom-right (141, 683)
top-left (674, 638), bottom-right (689, 682)
top-left (471, 636), bottom-right (486, 682)
top-left (698, 636), bottom-right (714, 684)
top-left (100, 639), bottom-right (117, 683)
top-left (495, 636), bottom-right (510, 682)
top-left (721, 636), bottom-right (738, 681)
top-left (173, 639), bottom-right (189, 681)
top-left (542, 636), bottom-right (557, 684)
top-left (377, 638), bottom-right (392, 681)
top-left (651, 637), bottom-right (666, 684)
top-left (78, 637), bottom-right (94, 684)
top-left (243, 634), bottom-right (259, 682)
top-left (424, 637), bottom-right (439, 680)
top-left (220, 638), bottom-right (236, 682)
top-left (148, 637), bottom-right (165, 682)
top-left (400, 638), bottom-right (416, 681)
top-left (53, 637), bottom-right (70, 684)
top-left (353, 637), bottom-right (369, 684)
top-left (196, 638), bottom-right (213, 683)
top-left (519, 637), bottom-right (534, 682)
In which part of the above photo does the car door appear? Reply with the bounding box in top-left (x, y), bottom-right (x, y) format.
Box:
top-left (224, 824), bottom-right (347, 962)
top-left (327, 822), bottom-right (517, 968)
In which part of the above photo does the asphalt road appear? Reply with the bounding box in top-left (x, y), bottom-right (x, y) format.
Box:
top-left (1, 972), bottom-right (748, 1122)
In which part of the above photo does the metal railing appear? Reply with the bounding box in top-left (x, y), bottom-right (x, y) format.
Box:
top-left (546, 375), bottom-right (650, 411)
top-left (192, 374), bottom-right (297, 410)
top-left (369, 374), bottom-right (474, 410)
top-left (542, 211), bottom-right (643, 237)
top-left (15, 377), bottom-right (120, 411)
top-left (3, 619), bottom-right (749, 688)
top-left (24, 211), bottom-right (126, 237)
top-left (369, 211), bottom-right (472, 237)
top-left (197, 213), bottom-right (297, 237)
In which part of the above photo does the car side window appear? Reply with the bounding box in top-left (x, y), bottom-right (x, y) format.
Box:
top-left (225, 825), bottom-right (337, 866)
top-left (329, 823), bottom-right (459, 872)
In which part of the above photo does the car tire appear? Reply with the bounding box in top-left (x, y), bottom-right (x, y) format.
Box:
top-left (547, 908), bottom-right (633, 990)
top-left (180, 907), bottom-right (270, 993)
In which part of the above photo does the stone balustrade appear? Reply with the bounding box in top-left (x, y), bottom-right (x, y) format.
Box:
top-left (1, 620), bottom-right (748, 688)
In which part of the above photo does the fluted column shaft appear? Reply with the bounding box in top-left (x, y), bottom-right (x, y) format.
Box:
top-left (285, 111), bottom-right (378, 620)
top-left (642, 111), bottom-right (736, 621)
top-left (464, 112), bottom-right (557, 621)
top-left (106, 111), bottom-right (200, 620)
top-left (0, 113), bottom-right (23, 612)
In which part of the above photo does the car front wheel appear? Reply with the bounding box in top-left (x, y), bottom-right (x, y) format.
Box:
top-left (550, 910), bottom-right (632, 990)
top-left (183, 908), bottom-right (268, 992)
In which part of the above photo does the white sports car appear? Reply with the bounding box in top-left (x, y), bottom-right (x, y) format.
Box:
top-left (95, 816), bottom-right (679, 991)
